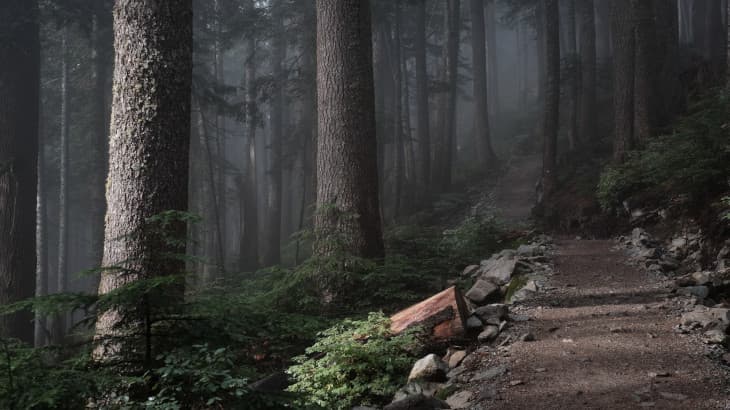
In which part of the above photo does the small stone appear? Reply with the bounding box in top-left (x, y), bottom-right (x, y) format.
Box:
top-left (648, 371), bottom-right (671, 378)
top-left (508, 313), bottom-right (531, 322)
top-left (534, 368), bottom-right (547, 373)
top-left (447, 350), bottom-right (467, 369)
top-left (721, 353), bottom-right (730, 364)
top-left (466, 315), bottom-right (484, 330)
top-left (408, 354), bottom-right (448, 383)
top-left (472, 365), bottom-right (508, 382)
top-left (478, 325), bottom-right (500, 342)
top-left (562, 338), bottom-right (574, 343)
top-left (519, 332), bottom-right (535, 342)
top-left (462, 264), bottom-right (480, 277)
top-left (466, 280), bottom-right (501, 305)
top-left (704, 329), bottom-right (726, 345)
top-left (474, 304), bottom-right (509, 322)
top-left (658, 392), bottom-right (687, 401)
top-left (509, 380), bottom-right (524, 387)
top-left (445, 390), bottom-right (472, 409)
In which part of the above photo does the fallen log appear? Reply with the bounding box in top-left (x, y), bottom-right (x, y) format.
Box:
top-left (390, 286), bottom-right (469, 341)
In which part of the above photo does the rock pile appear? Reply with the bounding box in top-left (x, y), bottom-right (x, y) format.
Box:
top-left (462, 236), bottom-right (553, 306)
top-left (621, 228), bottom-right (680, 274)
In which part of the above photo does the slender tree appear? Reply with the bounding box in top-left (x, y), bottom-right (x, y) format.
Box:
top-left (485, 0), bottom-right (500, 117)
top-left (94, 0), bottom-right (192, 361)
top-left (0, 0), bottom-right (40, 343)
top-left (414, 0), bottom-right (431, 198)
top-left (470, 0), bottom-right (496, 167)
top-left (633, 0), bottom-right (657, 143)
top-left (577, 0), bottom-right (596, 145)
top-left (240, 35), bottom-right (260, 272)
top-left (541, 0), bottom-right (560, 198)
top-left (314, 0), bottom-right (384, 263)
top-left (611, 0), bottom-right (635, 161)
top-left (565, 0), bottom-right (578, 151)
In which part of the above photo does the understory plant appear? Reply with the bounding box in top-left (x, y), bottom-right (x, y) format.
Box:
top-left (287, 312), bottom-right (420, 410)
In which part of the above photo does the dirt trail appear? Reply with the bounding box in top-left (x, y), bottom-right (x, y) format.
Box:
top-left (485, 239), bottom-right (730, 409)
top-left (494, 154), bottom-right (542, 225)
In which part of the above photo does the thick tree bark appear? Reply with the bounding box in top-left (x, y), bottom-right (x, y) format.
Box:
top-left (470, 0), bottom-right (496, 168)
top-left (414, 0), bottom-right (431, 199)
top-left (611, 0), bottom-right (635, 161)
top-left (577, 0), bottom-right (596, 145)
top-left (94, 0), bottom-right (192, 362)
top-left (654, 0), bottom-right (681, 124)
top-left (0, 0), bottom-right (40, 343)
top-left (314, 0), bottom-right (384, 263)
top-left (633, 0), bottom-right (657, 144)
top-left (393, 0), bottom-right (405, 219)
top-left (541, 0), bottom-right (560, 199)
top-left (565, 0), bottom-right (578, 151)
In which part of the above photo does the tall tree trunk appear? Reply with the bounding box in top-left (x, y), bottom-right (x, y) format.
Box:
top-left (414, 0), bottom-right (431, 199)
top-left (263, 2), bottom-right (284, 266)
top-left (434, 0), bottom-right (460, 192)
top-left (54, 25), bottom-right (70, 344)
top-left (94, 0), bottom-right (192, 364)
top-left (0, 0), bottom-right (40, 343)
top-left (595, 0), bottom-right (612, 63)
top-left (470, 0), bottom-right (496, 168)
top-left (541, 0), bottom-right (560, 198)
top-left (727, 0), bottom-right (730, 85)
top-left (577, 0), bottom-right (596, 145)
top-left (393, 0), bottom-right (405, 219)
top-left (565, 0), bottom-right (578, 151)
top-left (314, 0), bottom-right (384, 268)
top-left (536, 0), bottom-right (546, 107)
top-left (35, 128), bottom-right (47, 347)
top-left (240, 37), bottom-right (260, 272)
top-left (485, 0), bottom-right (500, 117)
top-left (611, 0), bottom-right (636, 161)
top-left (633, 0), bottom-right (657, 144)
top-left (655, 0), bottom-right (681, 123)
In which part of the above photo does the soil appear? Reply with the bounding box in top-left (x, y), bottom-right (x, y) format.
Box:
top-left (474, 238), bottom-right (730, 409)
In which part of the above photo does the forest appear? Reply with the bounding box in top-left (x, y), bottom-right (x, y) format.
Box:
top-left (1, 0), bottom-right (730, 408)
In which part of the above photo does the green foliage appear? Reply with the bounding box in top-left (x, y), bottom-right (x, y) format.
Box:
top-left (598, 90), bottom-right (730, 211)
top-left (287, 313), bottom-right (419, 410)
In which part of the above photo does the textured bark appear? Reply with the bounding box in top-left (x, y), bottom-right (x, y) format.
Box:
top-left (470, 0), bottom-right (496, 168)
top-left (565, 0), bottom-right (578, 151)
top-left (633, 0), bottom-right (657, 144)
top-left (263, 2), bottom-right (285, 266)
top-left (577, 0), bottom-right (596, 145)
top-left (393, 0), bottom-right (405, 219)
top-left (727, 0), bottom-right (730, 85)
top-left (314, 0), bottom-right (384, 262)
top-left (94, 0), bottom-right (192, 361)
top-left (34, 130), bottom-right (47, 347)
top-left (414, 0), bottom-right (431, 198)
top-left (0, 0), bottom-right (40, 343)
top-left (611, 0), bottom-right (636, 161)
top-left (541, 0), bottom-right (560, 199)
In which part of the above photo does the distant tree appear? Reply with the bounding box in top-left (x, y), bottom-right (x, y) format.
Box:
top-left (470, 0), bottom-right (497, 168)
top-left (313, 0), bottom-right (384, 265)
top-left (413, 0), bottom-right (431, 199)
top-left (611, 0), bottom-right (635, 161)
top-left (541, 0), bottom-right (559, 197)
top-left (0, 0), bottom-right (40, 344)
top-left (576, 0), bottom-right (596, 145)
top-left (93, 0), bottom-right (192, 361)
top-left (632, 0), bottom-right (657, 143)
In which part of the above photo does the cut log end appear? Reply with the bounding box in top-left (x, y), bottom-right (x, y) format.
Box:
top-left (390, 286), bottom-right (469, 342)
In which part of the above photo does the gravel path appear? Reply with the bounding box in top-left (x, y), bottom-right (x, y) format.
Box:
top-left (480, 239), bottom-right (730, 409)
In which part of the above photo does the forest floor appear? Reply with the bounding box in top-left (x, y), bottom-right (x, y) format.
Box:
top-left (464, 155), bottom-right (730, 409)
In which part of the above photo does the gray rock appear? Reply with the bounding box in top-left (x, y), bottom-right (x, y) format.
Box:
top-left (473, 304), bottom-right (509, 323)
top-left (639, 247), bottom-right (661, 259)
top-left (408, 354), bottom-right (448, 383)
top-left (477, 325), bottom-right (500, 342)
top-left (676, 286), bottom-right (709, 300)
top-left (384, 394), bottom-right (451, 410)
top-left (478, 257), bottom-right (517, 285)
top-left (516, 244), bottom-right (539, 257)
top-left (704, 329), bottom-right (727, 345)
top-left (393, 381), bottom-right (445, 401)
top-left (691, 271), bottom-right (712, 286)
top-left (461, 265), bottom-right (480, 277)
top-left (472, 365), bottom-right (508, 382)
top-left (445, 391), bottom-right (472, 409)
top-left (680, 307), bottom-right (730, 328)
top-left (447, 350), bottom-right (467, 368)
top-left (465, 315), bottom-right (483, 330)
top-left (465, 280), bottom-right (500, 305)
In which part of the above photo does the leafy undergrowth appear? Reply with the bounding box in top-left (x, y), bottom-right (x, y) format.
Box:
top-left (598, 89), bottom-right (730, 215)
top-left (1, 211), bottom-right (515, 409)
